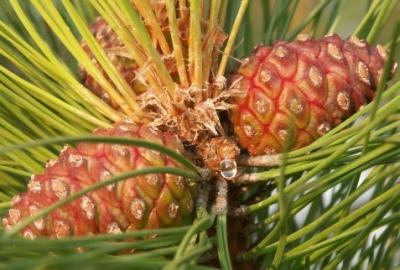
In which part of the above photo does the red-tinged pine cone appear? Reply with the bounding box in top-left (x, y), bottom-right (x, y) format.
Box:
top-left (2, 122), bottom-right (196, 239)
top-left (229, 34), bottom-right (397, 155)
top-left (80, 17), bottom-right (149, 109)
top-left (80, 13), bottom-right (179, 110)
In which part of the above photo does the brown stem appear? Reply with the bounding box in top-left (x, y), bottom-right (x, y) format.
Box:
top-left (238, 154), bottom-right (282, 167)
top-left (213, 177), bottom-right (228, 215)
top-left (233, 172), bottom-right (267, 185)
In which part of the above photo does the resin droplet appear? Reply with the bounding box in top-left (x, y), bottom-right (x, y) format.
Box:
top-left (100, 170), bottom-right (114, 191)
top-left (2, 218), bottom-right (11, 230)
top-left (243, 124), bottom-right (255, 137)
top-left (8, 209), bottom-right (21, 224)
top-left (337, 92), bottom-right (350, 110)
top-left (327, 43), bottom-right (343, 60)
top-left (145, 174), bottom-right (160, 186)
top-left (260, 69), bottom-right (272, 83)
top-left (357, 61), bottom-right (370, 85)
top-left (174, 176), bottom-right (185, 190)
top-left (123, 117), bottom-right (134, 124)
top-left (11, 195), bottom-right (21, 206)
top-left (45, 159), bottom-right (57, 168)
top-left (149, 150), bottom-right (162, 159)
top-left (278, 129), bottom-right (288, 141)
top-left (317, 122), bottom-right (331, 136)
top-left (264, 147), bottom-right (277, 155)
top-left (29, 205), bottom-right (44, 231)
top-left (68, 154), bottom-right (86, 167)
top-left (131, 198), bottom-right (146, 220)
top-left (23, 230), bottom-right (36, 240)
top-left (28, 176), bottom-right (42, 194)
top-left (376, 45), bottom-right (388, 60)
top-left (54, 220), bottom-right (70, 239)
top-left (186, 178), bottom-right (197, 187)
top-left (107, 222), bottom-right (121, 234)
top-left (255, 98), bottom-right (268, 114)
top-left (51, 178), bottom-right (69, 199)
top-left (350, 36), bottom-right (366, 48)
top-left (168, 202), bottom-right (179, 218)
top-left (309, 66), bottom-right (323, 87)
top-left (119, 125), bottom-right (132, 132)
top-left (112, 145), bottom-right (130, 157)
top-left (290, 98), bottom-right (304, 114)
top-left (241, 57), bottom-right (250, 66)
top-left (60, 146), bottom-right (70, 155)
top-left (81, 196), bottom-right (96, 220)
top-left (275, 46), bottom-right (288, 58)
top-left (220, 159), bottom-right (238, 180)
top-left (296, 34), bottom-right (310, 42)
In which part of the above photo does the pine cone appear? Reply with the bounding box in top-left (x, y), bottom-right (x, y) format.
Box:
top-left (80, 17), bottom-right (144, 109)
top-left (2, 122), bottom-right (196, 239)
top-left (229, 34), bottom-right (397, 155)
top-left (80, 1), bottom-right (184, 110)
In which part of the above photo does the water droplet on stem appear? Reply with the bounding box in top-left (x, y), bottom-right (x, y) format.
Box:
top-left (220, 159), bottom-right (238, 180)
